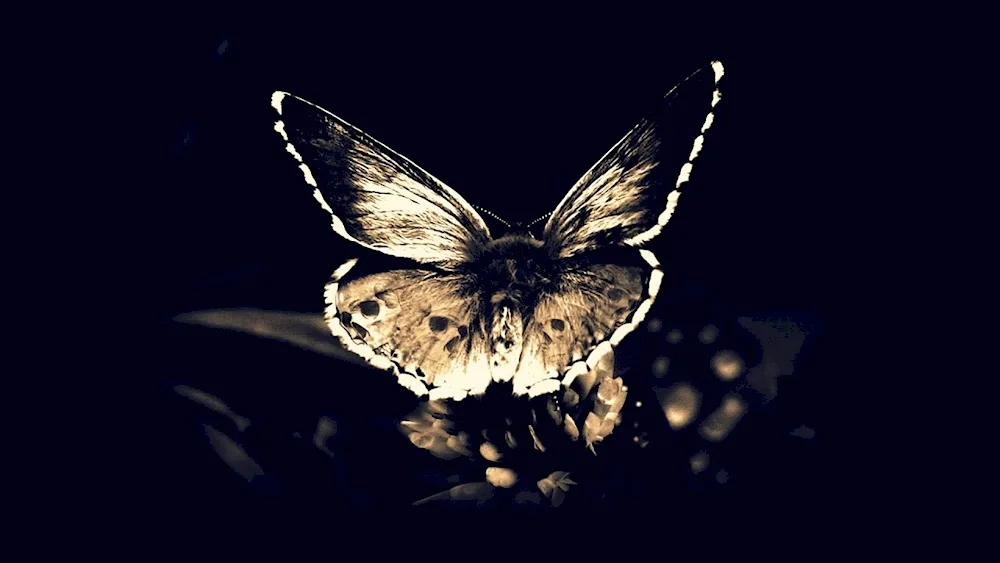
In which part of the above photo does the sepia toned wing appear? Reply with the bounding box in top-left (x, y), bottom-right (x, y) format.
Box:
top-left (326, 261), bottom-right (492, 399)
top-left (271, 92), bottom-right (492, 270)
top-left (512, 257), bottom-right (663, 396)
top-left (542, 61), bottom-right (724, 259)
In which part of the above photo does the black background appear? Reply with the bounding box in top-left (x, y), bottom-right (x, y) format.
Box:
top-left (130, 10), bottom-right (850, 523)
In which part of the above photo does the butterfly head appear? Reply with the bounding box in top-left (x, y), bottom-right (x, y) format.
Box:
top-left (479, 212), bottom-right (542, 241)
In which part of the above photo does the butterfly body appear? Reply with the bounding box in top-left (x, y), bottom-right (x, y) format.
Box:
top-left (271, 61), bottom-right (725, 402)
top-left (476, 233), bottom-right (565, 384)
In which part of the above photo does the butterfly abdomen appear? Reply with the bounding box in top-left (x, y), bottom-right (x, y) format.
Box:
top-left (487, 296), bottom-right (523, 383)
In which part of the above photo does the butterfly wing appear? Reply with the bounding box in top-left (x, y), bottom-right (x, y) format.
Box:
top-left (513, 259), bottom-right (661, 395)
top-left (271, 92), bottom-right (495, 396)
top-left (514, 61), bottom-right (724, 395)
top-left (326, 262), bottom-right (492, 399)
top-left (271, 91), bottom-right (492, 269)
top-left (541, 61), bottom-right (725, 259)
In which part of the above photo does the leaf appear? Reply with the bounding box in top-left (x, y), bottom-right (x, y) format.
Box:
top-left (412, 482), bottom-right (495, 505)
top-left (173, 308), bottom-right (366, 366)
top-left (175, 385), bottom-right (251, 432)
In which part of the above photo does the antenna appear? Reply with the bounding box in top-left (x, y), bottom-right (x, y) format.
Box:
top-left (525, 212), bottom-right (551, 229)
top-left (472, 204), bottom-right (511, 229)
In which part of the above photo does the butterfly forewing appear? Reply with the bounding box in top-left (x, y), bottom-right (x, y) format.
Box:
top-left (542, 61), bottom-right (725, 259)
top-left (271, 92), bottom-right (492, 270)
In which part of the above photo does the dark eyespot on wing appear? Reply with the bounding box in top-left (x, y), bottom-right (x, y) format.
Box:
top-left (429, 316), bottom-right (449, 332)
top-left (550, 319), bottom-right (565, 332)
top-left (359, 300), bottom-right (380, 318)
top-left (458, 325), bottom-right (468, 338)
top-left (445, 336), bottom-right (460, 353)
top-left (608, 288), bottom-right (625, 302)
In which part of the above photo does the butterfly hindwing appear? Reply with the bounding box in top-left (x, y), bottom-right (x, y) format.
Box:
top-left (271, 92), bottom-right (492, 269)
top-left (513, 262), bottom-right (653, 394)
top-left (542, 61), bottom-right (724, 258)
top-left (329, 265), bottom-right (492, 397)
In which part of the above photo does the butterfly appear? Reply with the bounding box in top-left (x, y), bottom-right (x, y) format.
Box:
top-left (269, 61), bottom-right (725, 403)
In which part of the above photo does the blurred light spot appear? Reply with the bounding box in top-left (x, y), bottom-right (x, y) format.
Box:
top-left (790, 425), bottom-right (816, 439)
top-left (292, 432), bottom-right (301, 438)
top-left (216, 39), bottom-right (229, 56)
top-left (480, 441), bottom-right (503, 462)
top-left (432, 417), bottom-right (455, 432)
top-left (504, 430), bottom-right (518, 449)
top-left (635, 400), bottom-right (643, 408)
top-left (486, 467), bottom-right (518, 488)
top-left (409, 432), bottom-right (433, 448)
top-left (667, 329), bottom-right (683, 343)
top-left (699, 394), bottom-right (747, 442)
top-left (711, 350), bottom-right (745, 381)
top-left (563, 414), bottom-right (580, 441)
top-left (203, 424), bottom-right (264, 482)
top-left (421, 435), bottom-right (463, 460)
top-left (314, 416), bottom-right (337, 442)
top-left (652, 356), bottom-right (670, 377)
top-left (699, 324), bottom-right (718, 343)
top-left (427, 400), bottom-right (450, 416)
top-left (690, 451), bottom-right (709, 474)
top-left (313, 417), bottom-right (338, 458)
top-left (656, 383), bottom-right (701, 429)
top-left (446, 434), bottom-right (472, 457)
top-left (528, 425), bottom-right (546, 452)
top-left (715, 469), bottom-right (729, 484)
top-left (446, 474), bottom-right (461, 484)
top-left (633, 435), bottom-right (649, 448)
top-left (647, 318), bottom-right (663, 333)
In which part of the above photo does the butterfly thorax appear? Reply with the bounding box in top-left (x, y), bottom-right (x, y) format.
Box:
top-left (473, 234), bottom-right (552, 305)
